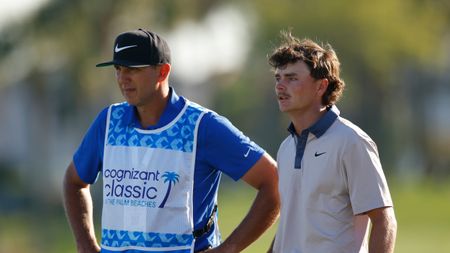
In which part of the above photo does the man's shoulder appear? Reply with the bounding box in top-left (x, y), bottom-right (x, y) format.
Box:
top-left (109, 101), bottom-right (130, 109)
top-left (89, 105), bottom-right (111, 127)
top-left (331, 116), bottom-right (375, 144)
top-left (278, 134), bottom-right (295, 152)
top-left (183, 99), bottom-right (215, 118)
top-left (183, 101), bottom-right (226, 127)
top-left (106, 101), bottom-right (132, 117)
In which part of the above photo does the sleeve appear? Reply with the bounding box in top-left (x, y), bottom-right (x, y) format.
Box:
top-left (72, 107), bottom-right (109, 184)
top-left (342, 132), bottom-right (394, 215)
top-left (198, 111), bottom-right (265, 181)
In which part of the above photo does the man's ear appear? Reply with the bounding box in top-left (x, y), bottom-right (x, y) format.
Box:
top-left (159, 63), bottom-right (171, 81)
top-left (317, 78), bottom-right (329, 96)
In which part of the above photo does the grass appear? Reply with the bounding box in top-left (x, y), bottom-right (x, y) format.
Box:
top-left (390, 179), bottom-right (450, 252)
top-left (0, 210), bottom-right (75, 253)
top-left (217, 178), bottom-right (450, 253)
top-left (217, 182), bottom-right (276, 252)
top-left (0, 178), bottom-right (449, 252)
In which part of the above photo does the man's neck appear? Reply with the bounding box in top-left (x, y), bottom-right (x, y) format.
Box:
top-left (136, 85), bottom-right (170, 129)
top-left (289, 106), bottom-right (327, 135)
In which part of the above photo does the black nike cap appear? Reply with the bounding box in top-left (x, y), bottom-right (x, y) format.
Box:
top-left (96, 29), bottom-right (171, 67)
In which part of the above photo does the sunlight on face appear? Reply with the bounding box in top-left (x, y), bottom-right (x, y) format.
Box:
top-left (114, 65), bottom-right (163, 107)
top-left (275, 61), bottom-right (322, 114)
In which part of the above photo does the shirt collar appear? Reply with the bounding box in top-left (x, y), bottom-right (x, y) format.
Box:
top-left (288, 105), bottom-right (340, 138)
top-left (123, 87), bottom-right (184, 129)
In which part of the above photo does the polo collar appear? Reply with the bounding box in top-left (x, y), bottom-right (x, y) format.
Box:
top-left (288, 105), bottom-right (340, 138)
top-left (287, 105), bottom-right (340, 169)
top-left (122, 87), bottom-right (184, 129)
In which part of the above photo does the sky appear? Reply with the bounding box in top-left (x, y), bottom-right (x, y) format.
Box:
top-left (0, 0), bottom-right (49, 31)
top-left (168, 4), bottom-right (254, 86)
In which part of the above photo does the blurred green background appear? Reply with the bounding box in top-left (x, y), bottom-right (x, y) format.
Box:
top-left (1, 0), bottom-right (449, 252)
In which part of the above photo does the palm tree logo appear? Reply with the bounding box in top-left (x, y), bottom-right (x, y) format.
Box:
top-left (159, 171), bottom-right (180, 208)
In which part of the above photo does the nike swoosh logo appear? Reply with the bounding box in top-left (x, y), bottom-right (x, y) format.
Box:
top-left (244, 147), bottom-right (251, 158)
top-left (115, 44), bottom-right (138, 53)
top-left (314, 151), bottom-right (326, 157)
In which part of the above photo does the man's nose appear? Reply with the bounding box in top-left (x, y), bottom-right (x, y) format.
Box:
top-left (275, 79), bottom-right (286, 91)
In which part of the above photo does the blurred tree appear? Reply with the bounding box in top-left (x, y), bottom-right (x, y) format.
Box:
top-left (215, 0), bottom-right (450, 175)
top-left (0, 0), bottom-right (450, 252)
top-left (0, 0), bottom-right (449, 205)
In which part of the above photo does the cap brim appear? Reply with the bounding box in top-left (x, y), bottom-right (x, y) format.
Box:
top-left (95, 60), bottom-right (151, 68)
top-left (95, 61), bottom-right (115, 67)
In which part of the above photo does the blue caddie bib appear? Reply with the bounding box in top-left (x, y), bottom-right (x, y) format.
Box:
top-left (100, 101), bottom-right (206, 253)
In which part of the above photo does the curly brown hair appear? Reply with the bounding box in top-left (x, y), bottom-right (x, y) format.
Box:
top-left (268, 31), bottom-right (345, 106)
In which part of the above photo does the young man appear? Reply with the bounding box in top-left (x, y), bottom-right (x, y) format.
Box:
top-left (267, 32), bottom-right (397, 253)
top-left (63, 28), bottom-right (280, 253)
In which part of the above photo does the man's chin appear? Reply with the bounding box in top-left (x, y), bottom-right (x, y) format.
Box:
top-left (123, 97), bottom-right (138, 106)
top-left (125, 101), bottom-right (139, 107)
top-left (278, 105), bottom-right (289, 112)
